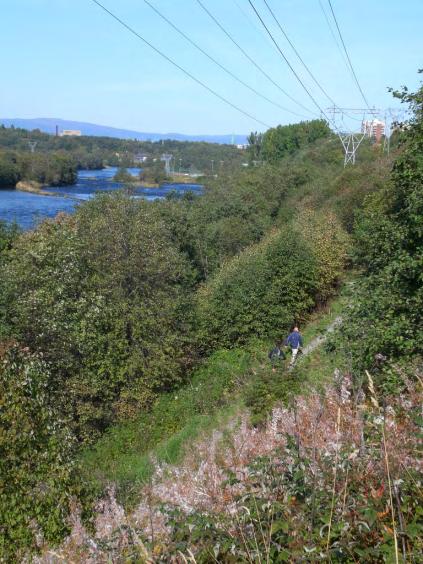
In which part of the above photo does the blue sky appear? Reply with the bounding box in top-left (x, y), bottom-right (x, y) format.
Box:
top-left (1, 0), bottom-right (422, 134)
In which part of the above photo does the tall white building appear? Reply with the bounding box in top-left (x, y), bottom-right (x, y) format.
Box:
top-left (361, 119), bottom-right (385, 142)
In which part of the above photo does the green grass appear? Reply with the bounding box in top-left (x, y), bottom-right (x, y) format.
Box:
top-left (80, 347), bottom-right (258, 506)
top-left (242, 276), bottom-right (355, 424)
top-left (80, 278), bottom-right (354, 507)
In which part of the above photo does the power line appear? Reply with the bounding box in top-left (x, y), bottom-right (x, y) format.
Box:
top-left (262, 0), bottom-right (336, 107)
top-left (142, 0), bottom-right (304, 119)
top-left (231, 0), bottom-right (275, 48)
top-left (194, 0), bottom-right (315, 117)
top-left (89, 0), bottom-right (271, 128)
top-left (249, 0), bottom-right (361, 124)
top-left (247, 0), bottom-right (331, 123)
top-left (317, 0), bottom-right (351, 75)
top-left (326, 0), bottom-right (371, 109)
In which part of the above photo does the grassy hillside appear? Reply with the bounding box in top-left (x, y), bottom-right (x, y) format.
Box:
top-left (1, 81), bottom-right (422, 561)
top-left (80, 282), bottom-right (351, 505)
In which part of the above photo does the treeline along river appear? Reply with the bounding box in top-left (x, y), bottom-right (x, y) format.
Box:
top-left (0, 167), bottom-right (203, 229)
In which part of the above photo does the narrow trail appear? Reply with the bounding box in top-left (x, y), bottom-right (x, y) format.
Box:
top-left (288, 316), bottom-right (343, 369)
top-left (301, 316), bottom-right (342, 356)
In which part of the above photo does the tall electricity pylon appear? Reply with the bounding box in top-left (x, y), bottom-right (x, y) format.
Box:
top-left (326, 106), bottom-right (380, 167)
top-left (339, 133), bottom-right (365, 165)
top-left (161, 153), bottom-right (172, 175)
top-left (382, 108), bottom-right (407, 154)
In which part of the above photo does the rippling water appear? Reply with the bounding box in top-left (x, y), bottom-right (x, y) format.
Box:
top-left (0, 167), bottom-right (203, 229)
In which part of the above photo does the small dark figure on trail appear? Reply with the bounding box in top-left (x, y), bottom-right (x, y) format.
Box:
top-left (286, 326), bottom-right (303, 366)
top-left (268, 340), bottom-right (286, 371)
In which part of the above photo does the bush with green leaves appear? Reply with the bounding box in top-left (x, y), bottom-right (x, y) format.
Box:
top-left (0, 220), bottom-right (20, 339)
top-left (260, 119), bottom-right (331, 164)
top-left (196, 207), bottom-right (348, 351)
top-left (196, 227), bottom-right (320, 350)
top-left (0, 157), bottom-right (20, 187)
top-left (340, 81), bottom-right (423, 375)
top-left (294, 208), bottom-right (350, 302)
top-left (1, 193), bottom-right (195, 441)
top-left (186, 164), bottom-right (290, 278)
top-left (113, 166), bottom-right (135, 183)
top-left (0, 346), bottom-right (87, 561)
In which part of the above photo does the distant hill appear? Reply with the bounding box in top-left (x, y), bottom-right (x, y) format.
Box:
top-left (0, 118), bottom-right (247, 145)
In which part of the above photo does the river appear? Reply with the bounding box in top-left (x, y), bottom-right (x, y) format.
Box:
top-left (0, 167), bottom-right (203, 229)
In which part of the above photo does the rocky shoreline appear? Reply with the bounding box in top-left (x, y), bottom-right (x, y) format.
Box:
top-left (16, 180), bottom-right (58, 196)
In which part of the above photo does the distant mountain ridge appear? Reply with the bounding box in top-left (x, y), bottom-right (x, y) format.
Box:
top-left (0, 118), bottom-right (248, 145)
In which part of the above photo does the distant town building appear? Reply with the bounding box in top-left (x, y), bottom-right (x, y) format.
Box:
top-left (236, 144), bottom-right (248, 150)
top-left (134, 153), bottom-right (149, 163)
top-left (60, 129), bottom-right (82, 137)
top-left (361, 119), bottom-right (385, 142)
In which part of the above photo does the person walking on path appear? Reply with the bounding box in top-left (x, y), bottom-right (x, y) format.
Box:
top-left (286, 326), bottom-right (303, 366)
top-left (268, 340), bottom-right (286, 371)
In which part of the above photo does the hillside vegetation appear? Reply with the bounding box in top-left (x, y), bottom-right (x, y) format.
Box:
top-left (0, 124), bottom-right (244, 187)
top-left (0, 83), bottom-right (422, 562)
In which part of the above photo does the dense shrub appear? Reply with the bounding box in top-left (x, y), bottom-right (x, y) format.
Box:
top-left (197, 207), bottom-right (349, 351)
top-left (187, 164), bottom-right (290, 278)
top-left (196, 228), bottom-right (320, 350)
top-left (0, 221), bottom-right (20, 339)
top-left (0, 347), bottom-right (85, 561)
top-left (0, 158), bottom-right (20, 187)
top-left (340, 82), bottom-right (423, 374)
top-left (260, 119), bottom-right (331, 163)
top-left (1, 194), bottom-right (195, 441)
top-left (294, 208), bottom-right (350, 301)
top-left (324, 156), bottom-right (392, 231)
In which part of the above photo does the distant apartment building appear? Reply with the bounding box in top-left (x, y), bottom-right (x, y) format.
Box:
top-left (236, 143), bottom-right (248, 150)
top-left (361, 119), bottom-right (385, 142)
top-left (60, 129), bottom-right (82, 137)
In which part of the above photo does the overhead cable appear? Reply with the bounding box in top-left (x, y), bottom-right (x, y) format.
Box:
top-left (317, 0), bottom-right (351, 74)
top-left (247, 0), bottom-right (331, 123)
top-left (195, 0), bottom-right (316, 117)
top-left (232, 0), bottom-right (270, 41)
top-left (326, 0), bottom-right (371, 109)
top-left (89, 0), bottom-right (271, 128)
top-left (263, 0), bottom-right (361, 122)
top-left (142, 0), bottom-right (307, 119)
top-left (262, 0), bottom-right (336, 106)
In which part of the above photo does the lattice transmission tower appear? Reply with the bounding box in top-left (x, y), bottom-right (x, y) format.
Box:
top-left (382, 108), bottom-right (407, 154)
top-left (160, 153), bottom-right (173, 175)
top-left (326, 106), bottom-right (381, 166)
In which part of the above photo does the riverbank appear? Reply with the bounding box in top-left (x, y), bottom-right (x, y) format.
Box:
top-left (1, 167), bottom-right (203, 229)
top-left (15, 180), bottom-right (56, 196)
top-left (129, 174), bottom-right (203, 189)
top-left (15, 180), bottom-right (81, 199)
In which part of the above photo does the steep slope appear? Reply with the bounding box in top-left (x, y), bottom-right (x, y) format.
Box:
top-left (35, 283), bottom-right (422, 562)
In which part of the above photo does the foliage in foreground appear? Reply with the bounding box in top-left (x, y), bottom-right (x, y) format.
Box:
top-left (0, 347), bottom-right (89, 562)
top-left (1, 196), bottom-right (195, 442)
top-left (41, 362), bottom-right (422, 563)
top-left (80, 347), bottom-right (254, 501)
top-left (340, 81), bottom-right (423, 377)
top-left (155, 364), bottom-right (422, 562)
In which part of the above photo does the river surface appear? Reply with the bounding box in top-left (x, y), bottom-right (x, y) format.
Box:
top-left (0, 167), bottom-right (202, 229)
